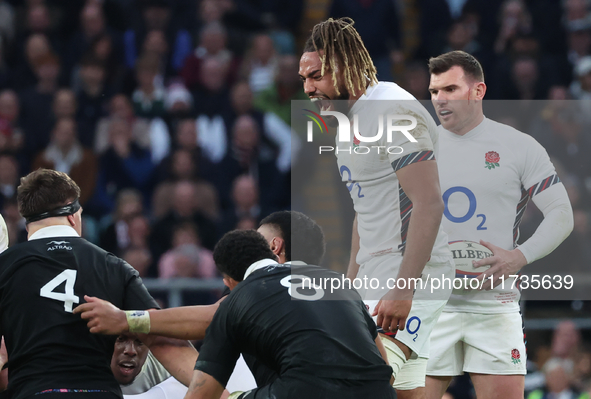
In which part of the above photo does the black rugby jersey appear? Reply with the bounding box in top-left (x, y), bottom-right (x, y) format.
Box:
top-left (0, 228), bottom-right (158, 399)
top-left (196, 262), bottom-right (392, 397)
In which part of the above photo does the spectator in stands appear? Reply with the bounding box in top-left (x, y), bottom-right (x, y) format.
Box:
top-left (181, 22), bottom-right (240, 92)
top-left (0, 198), bottom-right (23, 245)
top-left (552, 321), bottom-right (582, 361)
top-left (254, 54), bottom-right (307, 125)
top-left (0, 90), bottom-right (23, 152)
top-left (132, 53), bottom-right (166, 119)
top-left (213, 114), bottom-right (286, 213)
top-left (565, 21), bottom-right (591, 84)
top-left (527, 358), bottom-right (580, 399)
top-left (127, 213), bottom-right (151, 251)
top-left (0, 38), bottom-right (10, 90)
top-left (75, 54), bottom-right (112, 147)
top-left (90, 33), bottom-right (125, 91)
top-left (191, 56), bottom-right (230, 118)
top-left (92, 117), bottom-right (155, 216)
top-left (240, 34), bottom-right (277, 93)
top-left (571, 56), bottom-right (591, 99)
top-left (32, 117), bottom-right (97, 206)
top-left (123, 0), bottom-right (191, 77)
top-left (158, 222), bottom-right (216, 279)
top-left (65, 5), bottom-right (121, 81)
top-left (19, 51), bottom-right (60, 159)
top-left (0, 0), bottom-right (15, 47)
top-left (219, 174), bottom-right (260, 234)
top-left (494, 0), bottom-right (534, 55)
top-left (100, 92), bottom-right (170, 164)
top-left (12, 33), bottom-right (51, 90)
top-left (226, 81), bottom-right (294, 174)
top-left (402, 61), bottom-right (430, 100)
top-left (0, 153), bottom-right (18, 210)
top-left (165, 83), bottom-right (194, 120)
top-left (150, 180), bottom-right (217, 264)
top-left (52, 88), bottom-right (76, 120)
top-left (99, 188), bottom-right (144, 255)
top-left (122, 246), bottom-right (152, 278)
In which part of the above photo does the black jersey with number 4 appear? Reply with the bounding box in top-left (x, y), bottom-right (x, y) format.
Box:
top-left (195, 264), bottom-right (393, 398)
top-left (0, 235), bottom-right (159, 399)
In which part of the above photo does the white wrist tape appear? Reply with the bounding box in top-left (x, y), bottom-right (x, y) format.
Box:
top-left (125, 310), bottom-right (151, 334)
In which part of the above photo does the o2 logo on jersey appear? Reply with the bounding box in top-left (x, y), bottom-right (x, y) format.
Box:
top-left (280, 275), bottom-right (325, 301)
top-left (406, 316), bottom-right (421, 342)
top-left (340, 165), bottom-right (364, 198)
top-left (442, 186), bottom-right (487, 230)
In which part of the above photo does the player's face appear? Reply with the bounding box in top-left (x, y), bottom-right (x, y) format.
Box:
top-left (299, 51), bottom-right (350, 112)
top-left (429, 66), bottom-right (485, 135)
top-left (110, 333), bottom-right (150, 385)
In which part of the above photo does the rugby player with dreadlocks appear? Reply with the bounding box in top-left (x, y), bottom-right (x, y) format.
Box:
top-left (299, 18), bottom-right (454, 399)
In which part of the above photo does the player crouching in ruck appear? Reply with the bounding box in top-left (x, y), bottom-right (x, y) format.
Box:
top-left (188, 229), bottom-right (396, 399)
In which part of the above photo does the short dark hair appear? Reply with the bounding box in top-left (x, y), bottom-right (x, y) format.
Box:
top-left (260, 211), bottom-right (326, 265)
top-left (428, 50), bottom-right (484, 83)
top-left (213, 230), bottom-right (277, 282)
top-left (17, 169), bottom-right (81, 220)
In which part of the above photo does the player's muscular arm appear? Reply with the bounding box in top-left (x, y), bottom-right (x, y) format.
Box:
top-left (374, 160), bottom-right (444, 332)
top-left (185, 370), bottom-right (224, 399)
top-left (474, 184), bottom-right (573, 288)
top-left (346, 213), bottom-right (360, 280)
top-left (140, 335), bottom-right (198, 387)
top-left (74, 295), bottom-right (221, 340)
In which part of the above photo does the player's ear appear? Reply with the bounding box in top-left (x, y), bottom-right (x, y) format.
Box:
top-left (270, 237), bottom-right (285, 256)
top-left (473, 81), bottom-right (486, 100)
top-left (66, 214), bottom-right (76, 227)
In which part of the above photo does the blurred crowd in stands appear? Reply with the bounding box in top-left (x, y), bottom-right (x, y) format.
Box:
top-left (0, 0), bottom-right (589, 288)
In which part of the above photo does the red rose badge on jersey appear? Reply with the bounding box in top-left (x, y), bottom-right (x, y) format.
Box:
top-left (353, 135), bottom-right (360, 148)
top-left (511, 348), bottom-right (521, 364)
top-left (485, 151), bottom-right (500, 169)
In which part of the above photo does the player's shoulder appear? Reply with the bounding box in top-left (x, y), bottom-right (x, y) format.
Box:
top-left (366, 81), bottom-right (417, 101)
top-left (486, 118), bottom-right (539, 144)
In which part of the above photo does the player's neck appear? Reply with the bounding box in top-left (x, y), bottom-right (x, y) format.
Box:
top-left (27, 218), bottom-right (73, 239)
top-left (450, 113), bottom-right (485, 136)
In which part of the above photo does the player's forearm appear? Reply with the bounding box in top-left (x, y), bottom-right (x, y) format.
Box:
top-left (346, 214), bottom-right (360, 280)
top-left (396, 197), bottom-right (444, 282)
top-left (186, 370), bottom-right (224, 399)
top-left (146, 336), bottom-right (198, 387)
top-left (518, 185), bottom-right (573, 264)
top-left (148, 304), bottom-right (218, 340)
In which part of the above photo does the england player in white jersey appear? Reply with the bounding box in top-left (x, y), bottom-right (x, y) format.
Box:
top-left (299, 18), bottom-right (454, 398)
top-left (425, 51), bottom-right (574, 399)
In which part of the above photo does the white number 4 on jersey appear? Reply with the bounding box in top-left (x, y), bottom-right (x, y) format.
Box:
top-left (40, 269), bottom-right (80, 313)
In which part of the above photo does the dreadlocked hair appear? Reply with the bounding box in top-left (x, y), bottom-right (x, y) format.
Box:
top-left (304, 17), bottom-right (377, 97)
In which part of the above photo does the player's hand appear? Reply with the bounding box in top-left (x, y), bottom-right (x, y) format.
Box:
top-left (372, 288), bottom-right (413, 333)
top-left (73, 295), bottom-right (129, 335)
top-left (473, 240), bottom-right (527, 290)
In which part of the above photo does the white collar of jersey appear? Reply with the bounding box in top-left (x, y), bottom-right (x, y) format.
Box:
top-left (284, 261), bottom-right (307, 265)
top-left (243, 258), bottom-right (284, 280)
top-left (28, 225), bottom-right (79, 241)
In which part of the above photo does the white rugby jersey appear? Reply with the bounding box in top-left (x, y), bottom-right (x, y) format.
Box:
top-left (336, 82), bottom-right (450, 266)
top-left (438, 117), bottom-right (561, 313)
